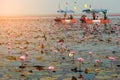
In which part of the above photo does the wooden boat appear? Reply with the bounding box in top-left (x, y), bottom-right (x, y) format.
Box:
top-left (54, 18), bottom-right (76, 24)
top-left (81, 9), bottom-right (110, 24)
top-left (54, 0), bottom-right (76, 24)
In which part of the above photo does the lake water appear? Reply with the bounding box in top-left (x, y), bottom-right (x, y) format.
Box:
top-left (0, 16), bottom-right (119, 80)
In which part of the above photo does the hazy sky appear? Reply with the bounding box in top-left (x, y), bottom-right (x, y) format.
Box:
top-left (0, 0), bottom-right (120, 16)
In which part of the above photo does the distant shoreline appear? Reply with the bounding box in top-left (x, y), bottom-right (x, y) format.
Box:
top-left (0, 13), bottom-right (120, 17)
top-left (0, 13), bottom-right (120, 19)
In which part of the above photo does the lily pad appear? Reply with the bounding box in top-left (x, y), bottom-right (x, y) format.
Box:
top-left (95, 75), bottom-right (111, 79)
top-left (33, 65), bottom-right (45, 71)
top-left (6, 56), bottom-right (19, 60)
top-left (63, 78), bottom-right (72, 80)
top-left (36, 56), bottom-right (43, 61)
top-left (40, 77), bottom-right (57, 80)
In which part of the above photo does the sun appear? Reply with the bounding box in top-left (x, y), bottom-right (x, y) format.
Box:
top-left (0, 0), bottom-right (23, 16)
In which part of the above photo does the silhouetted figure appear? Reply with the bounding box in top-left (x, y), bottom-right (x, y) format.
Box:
top-left (93, 12), bottom-right (96, 20)
top-left (70, 15), bottom-right (73, 19)
top-left (64, 12), bottom-right (67, 19)
top-left (96, 16), bottom-right (99, 20)
top-left (103, 12), bottom-right (107, 20)
top-left (80, 15), bottom-right (87, 23)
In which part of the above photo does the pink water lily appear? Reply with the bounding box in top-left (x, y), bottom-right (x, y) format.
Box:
top-left (88, 51), bottom-right (93, 55)
top-left (48, 66), bottom-right (54, 71)
top-left (77, 57), bottom-right (84, 72)
top-left (77, 57), bottom-right (84, 62)
top-left (95, 59), bottom-right (102, 63)
top-left (19, 52), bottom-right (29, 66)
top-left (88, 51), bottom-right (93, 63)
top-left (7, 45), bottom-right (11, 53)
top-left (108, 56), bottom-right (116, 69)
top-left (20, 55), bottom-right (26, 62)
top-left (53, 49), bottom-right (58, 53)
top-left (108, 56), bottom-right (116, 61)
top-left (19, 46), bottom-right (24, 50)
top-left (94, 59), bottom-right (102, 68)
top-left (7, 46), bottom-right (11, 50)
top-left (48, 66), bottom-right (55, 78)
top-left (61, 45), bottom-right (65, 49)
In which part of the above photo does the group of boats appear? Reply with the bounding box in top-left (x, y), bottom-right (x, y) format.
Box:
top-left (54, 8), bottom-right (110, 24)
top-left (54, 0), bottom-right (110, 24)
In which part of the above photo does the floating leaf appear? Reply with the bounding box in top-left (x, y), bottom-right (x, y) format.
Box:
top-left (34, 65), bottom-right (45, 71)
top-left (22, 71), bottom-right (32, 75)
top-left (63, 78), bottom-right (72, 80)
top-left (0, 54), bottom-right (5, 58)
top-left (36, 56), bottom-right (43, 61)
top-left (95, 75), bottom-right (111, 79)
top-left (3, 74), bottom-right (12, 79)
top-left (95, 68), bottom-right (101, 73)
top-left (51, 62), bottom-right (58, 66)
top-left (59, 49), bottom-right (65, 53)
top-left (6, 56), bottom-right (19, 60)
top-left (40, 77), bottom-right (56, 80)
top-left (85, 68), bottom-right (91, 74)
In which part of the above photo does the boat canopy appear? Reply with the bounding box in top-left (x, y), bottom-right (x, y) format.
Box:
top-left (57, 9), bottom-right (75, 13)
top-left (82, 9), bottom-right (107, 13)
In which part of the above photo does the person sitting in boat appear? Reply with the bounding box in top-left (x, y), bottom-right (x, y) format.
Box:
top-left (80, 15), bottom-right (87, 23)
top-left (70, 14), bottom-right (73, 19)
top-left (64, 12), bottom-right (67, 19)
top-left (67, 15), bottom-right (70, 19)
top-left (66, 15), bottom-right (73, 20)
top-left (96, 16), bottom-right (100, 20)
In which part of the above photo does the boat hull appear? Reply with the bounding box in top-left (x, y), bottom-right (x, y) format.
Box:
top-left (85, 19), bottom-right (109, 24)
top-left (54, 18), bottom-right (76, 24)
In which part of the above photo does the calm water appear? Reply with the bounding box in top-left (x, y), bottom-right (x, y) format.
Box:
top-left (0, 16), bottom-right (119, 80)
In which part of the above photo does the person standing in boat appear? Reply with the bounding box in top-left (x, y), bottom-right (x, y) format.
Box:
top-left (103, 11), bottom-right (107, 20)
top-left (92, 12), bottom-right (96, 20)
top-left (64, 12), bottom-right (67, 19)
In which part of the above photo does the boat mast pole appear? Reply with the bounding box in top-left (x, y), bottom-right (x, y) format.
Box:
top-left (58, 0), bottom-right (61, 10)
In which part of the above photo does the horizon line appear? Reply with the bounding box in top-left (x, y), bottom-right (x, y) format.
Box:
top-left (0, 13), bottom-right (120, 18)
